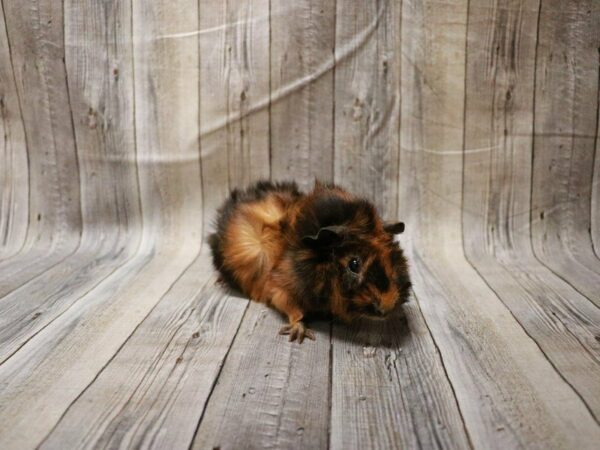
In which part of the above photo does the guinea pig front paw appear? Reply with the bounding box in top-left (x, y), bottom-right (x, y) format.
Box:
top-left (278, 321), bottom-right (316, 343)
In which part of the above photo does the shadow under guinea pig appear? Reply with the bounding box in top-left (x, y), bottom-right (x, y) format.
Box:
top-left (215, 278), bottom-right (412, 348)
top-left (328, 307), bottom-right (411, 349)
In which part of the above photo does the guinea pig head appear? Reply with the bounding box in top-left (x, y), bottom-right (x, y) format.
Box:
top-left (298, 198), bottom-right (411, 322)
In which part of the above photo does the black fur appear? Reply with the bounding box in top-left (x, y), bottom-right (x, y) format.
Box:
top-left (295, 195), bottom-right (376, 245)
top-left (366, 260), bottom-right (390, 293)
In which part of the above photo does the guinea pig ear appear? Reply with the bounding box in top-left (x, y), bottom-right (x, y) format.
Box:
top-left (383, 221), bottom-right (405, 235)
top-left (301, 225), bottom-right (346, 247)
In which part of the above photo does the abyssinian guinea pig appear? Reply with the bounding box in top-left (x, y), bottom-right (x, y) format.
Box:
top-left (209, 180), bottom-right (411, 343)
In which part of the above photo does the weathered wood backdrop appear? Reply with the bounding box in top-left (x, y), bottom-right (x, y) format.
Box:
top-left (1, 0), bottom-right (599, 449)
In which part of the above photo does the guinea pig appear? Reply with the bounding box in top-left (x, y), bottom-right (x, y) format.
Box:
top-left (209, 180), bottom-right (411, 343)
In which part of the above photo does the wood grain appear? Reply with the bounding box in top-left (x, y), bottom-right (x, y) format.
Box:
top-left (193, 302), bottom-right (330, 450)
top-left (334, 0), bottom-right (400, 221)
top-left (0, 0), bottom-right (27, 259)
top-left (41, 264), bottom-right (247, 450)
top-left (270, 0), bottom-right (335, 190)
top-left (0, 0), bottom-right (81, 295)
top-left (401, 0), bottom-right (600, 448)
top-left (199, 0), bottom-right (270, 228)
top-left (463, 0), bottom-right (600, 422)
top-left (530, 0), bottom-right (600, 305)
top-left (331, 298), bottom-right (472, 450)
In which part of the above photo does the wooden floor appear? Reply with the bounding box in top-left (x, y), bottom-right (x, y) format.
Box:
top-left (1, 239), bottom-right (599, 449)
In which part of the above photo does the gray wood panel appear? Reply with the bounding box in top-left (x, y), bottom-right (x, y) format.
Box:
top-left (270, 0), bottom-right (335, 189)
top-left (41, 262), bottom-right (247, 450)
top-left (530, 0), bottom-right (600, 305)
top-left (193, 303), bottom-right (330, 450)
top-left (0, 0), bottom-right (27, 259)
top-left (0, 0), bottom-right (82, 296)
top-left (463, 0), bottom-right (600, 423)
top-left (400, 0), bottom-right (600, 448)
top-left (331, 299), bottom-right (472, 450)
top-left (334, 0), bottom-right (400, 220)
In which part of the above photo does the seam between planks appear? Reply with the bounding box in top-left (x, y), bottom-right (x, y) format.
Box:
top-left (327, 1), bottom-right (336, 443)
top-left (267, 0), bottom-right (272, 181)
top-left (591, 48), bottom-right (600, 259)
top-left (187, 299), bottom-right (251, 450)
top-left (129, 0), bottom-right (144, 245)
top-left (61, 0), bottom-right (84, 245)
top-left (526, 0), bottom-right (600, 312)
top-left (410, 287), bottom-right (475, 450)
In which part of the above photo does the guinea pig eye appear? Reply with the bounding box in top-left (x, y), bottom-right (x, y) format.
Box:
top-left (348, 257), bottom-right (361, 273)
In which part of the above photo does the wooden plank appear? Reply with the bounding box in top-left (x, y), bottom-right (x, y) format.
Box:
top-left (594, 97), bottom-right (600, 254)
top-left (0, 0), bottom-right (82, 294)
top-left (331, 296), bottom-right (472, 450)
top-left (0, 0), bottom-right (143, 365)
top-left (0, 247), bottom-right (193, 448)
top-left (400, 0), bottom-right (600, 447)
top-left (133, 0), bottom-right (203, 246)
top-left (530, 0), bottom-right (600, 305)
top-left (199, 0), bottom-right (270, 228)
top-left (463, 0), bottom-right (600, 420)
top-left (467, 255), bottom-right (600, 418)
top-left (408, 248), bottom-right (600, 449)
top-left (330, 2), bottom-right (471, 448)
top-left (41, 261), bottom-right (247, 450)
top-left (270, 0), bottom-right (335, 190)
top-left (333, 0), bottom-right (400, 220)
top-left (0, 247), bottom-right (139, 364)
top-left (0, 0), bottom-right (205, 447)
top-left (0, 0), bottom-right (81, 251)
top-left (63, 0), bottom-right (140, 238)
top-left (0, 0), bottom-right (28, 259)
top-left (192, 302), bottom-right (330, 450)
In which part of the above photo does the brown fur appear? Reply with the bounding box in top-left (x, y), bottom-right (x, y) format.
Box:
top-left (210, 180), bottom-right (411, 343)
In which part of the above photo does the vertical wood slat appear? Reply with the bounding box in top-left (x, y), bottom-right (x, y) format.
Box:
top-left (462, 0), bottom-right (600, 420)
top-left (270, 0), bottom-right (335, 190)
top-left (0, 0), bottom-right (207, 448)
top-left (0, 0), bottom-right (82, 295)
top-left (194, 4), bottom-right (332, 449)
top-left (1, 0), bottom-right (81, 241)
top-left (400, 0), bottom-right (600, 448)
top-left (333, 0), bottom-right (400, 221)
top-left (0, 0), bottom-right (28, 259)
top-left (462, 0), bottom-right (539, 255)
top-left (199, 0), bottom-right (270, 229)
top-left (531, 0), bottom-right (600, 304)
top-left (330, 1), bottom-right (471, 449)
top-left (133, 0), bottom-right (203, 247)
